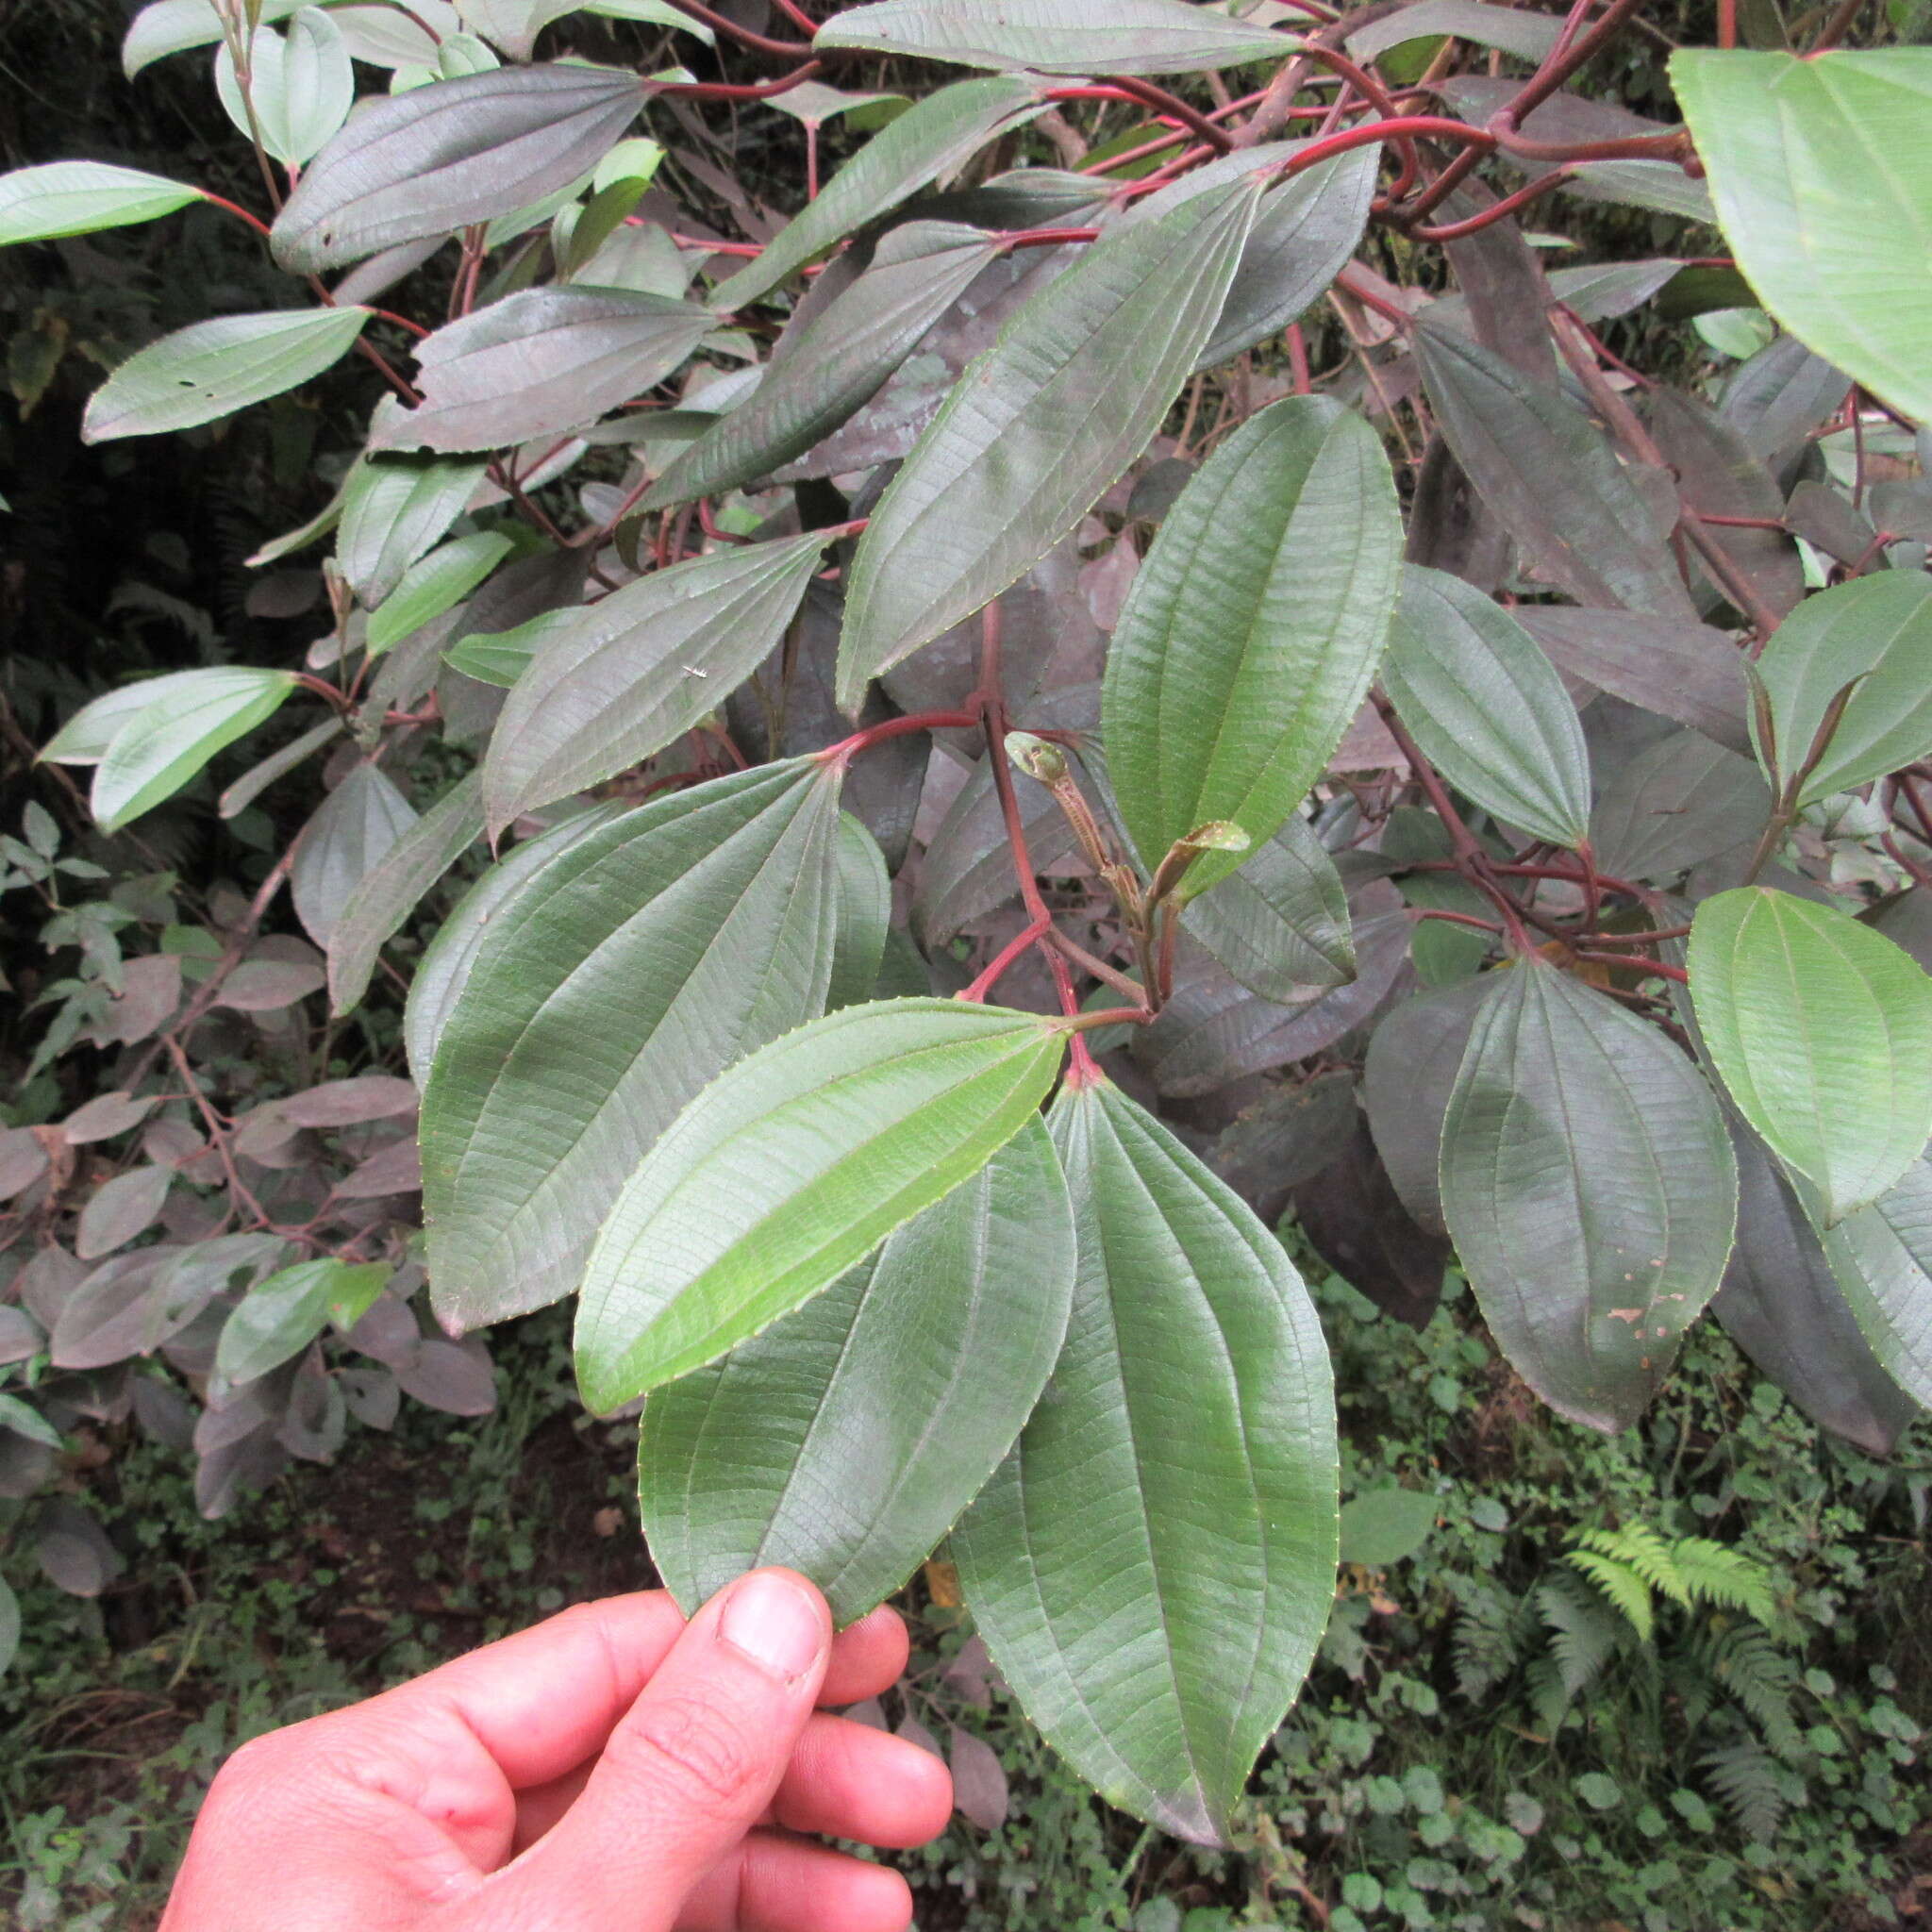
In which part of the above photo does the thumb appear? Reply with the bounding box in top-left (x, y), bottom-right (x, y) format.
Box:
top-left (484, 1568), bottom-right (832, 1930)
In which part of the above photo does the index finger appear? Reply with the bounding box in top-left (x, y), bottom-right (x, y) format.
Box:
top-left (367, 1591), bottom-right (911, 1793)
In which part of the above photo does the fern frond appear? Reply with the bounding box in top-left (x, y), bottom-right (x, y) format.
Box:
top-left (1703, 1627), bottom-right (1804, 1759)
top-left (1538, 1573), bottom-right (1624, 1698)
top-left (1575, 1523), bottom-right (1690, 1609)
top-left (1566, 1549), bottom-right (1655, 1640)
top-left (1674, 1538), bottom-right (1776, 1625)
top-left (1524, 1653), bottom-right (1570, 1739)
top-left (1453, 1583), bottom-right (1525, 1702)
top-left (1701, 1737), bottom-right (1790, 1842)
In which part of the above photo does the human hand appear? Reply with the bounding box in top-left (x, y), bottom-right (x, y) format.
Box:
top-left (158, 1570), bottom-right (952, 1932)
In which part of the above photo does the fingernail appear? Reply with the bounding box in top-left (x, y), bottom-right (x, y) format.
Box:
top-left (717, 1571), bottom-right (826, 1683)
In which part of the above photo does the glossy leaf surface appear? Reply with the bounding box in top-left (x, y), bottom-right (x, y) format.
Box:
top-left (1441, 957), bottom-right (1738, 1432)
top-left (272, 63), bottom-right (645, 273)
top-left (1105, 395), bottom-right (1400, 894)
top-left (639, 1120), bottom-right (1074, 1625)
top-left (575, 999), bottom-right (1067, 1411)
top-left (216, 1258), bottom-right (390, 1385)
top-left (1689, 888), bottom-right (1932, 1224)
top-left (481, 531), bottom-right (832, 835)
top-left (817, 0), bottom-right (1288, 74)
top-left (1380, 565), bottom-right (1592, 850)
top-left (83, 308), bottom-right (370, 442)
top-left (424, 762), bottom-right (842, 1328)
top-left (954, 1079), bottom-right (1337, 1848)
top-left (1673, 50), bottom-right (1932, 423)
top-left (839, 179), bottom-right (1258, 711)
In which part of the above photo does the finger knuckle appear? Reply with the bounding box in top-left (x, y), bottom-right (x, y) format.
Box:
top-left (608, 1693), bottom-right (761, 1809)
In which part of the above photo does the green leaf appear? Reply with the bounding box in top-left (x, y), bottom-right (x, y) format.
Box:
top-left (1380, 565), bottom-right (1592, 850)
top-left (89, 668), bottom-right (297, 831)
top-left (709, 75), bottom-right (1045, 311)
top-left (1715, 1124), bottom-right (1919, 1457)
top-left (1821, 1158), bottom-right (1932, 1407)
top-left (1441, 956), bottom-right (1738, 1432)
top-left (481, 531), bottom-right (833, 835)
top-left (372, 287), bottom-right (714, 454)
top-left (953, 1078), bottom-right (1336, 1848)
top-left (639, 1118), bottom-right (1074, 1625)
top-left (443, 607), bottom-right (574, 687)
top-left (123, 0), bottom-right (318, 75)
top-left (1412, 318), bottom-right (1695, 620)
top-left (214, 11), bottom-right (354, 166)
top-left (826, 815), bottom-right (891, 1012)
top-left (365, 531), bottom-right (515, 656)
top-left (837, 178), bottom-right (1258, 711)
top-left (1198, 146), bottom-right (1378, 370)
top-left (1346, 0), bottom-right (1562, 62)
top-left (574, 998), bottom-right (1067, 1411)
top-left (1645, 387), bottom-right (1805, 623)
top-left (1672, 49), bottom-right (1932, 425)
top-left (82, 307), bottom-right (371, 443)
top-left (42, 669), bottom-right (249, 766)
top-left (1689, 887), bottom-right (1932, 1225)
top-left (363, 529), bottom-right (513, 657)
top-left (338, 455), bottom-right (491, 608)
top-left (1748, 571), bottom-right (1932, 804)
top-left (816, 0), bottom-right (1289, 74)
top-left (644, 222), bottom-right (997, 512)
top-left (327, 771), bottom-right (485, 1015)
top-left (0, 1394), bottom-right (65, 1452)
top-left (1589, 730), bottom-right (1771, 883)
top-left (1104, 394), bottom-right (1401, 896)
top-left (423, 763), bottom-right (843, 1328)
top-left (1339, 1489), bottom-right (1438, 1567)
top-left (291, 762), bottom-right (419, 948)
top-left (1516, 608), bottom-right (1753, 758)
top-left (1363, 976), bottom-right (1491, 1238)
top-left (404, 803), bottom-right (624, 1085)
top-left (0, 1576), bottom-right (19, 1678)
top-left (0, 161), bottom-right (204, 247)
top-left (271, 63), bottom-right (645, 274)
top-left (1182, 812), bottom-right (1355, 1003)
top-left (216, 1257), bottom-right (390, 1385)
